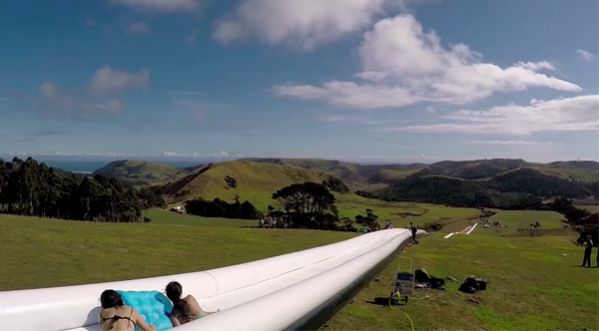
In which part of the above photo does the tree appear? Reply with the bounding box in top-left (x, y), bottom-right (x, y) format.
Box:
top-left (355, 208), bottom-right (380, 231)
top-left (551, 197), bottom-right (598, 244)
top-left (272, 182), bottom-right (338, 229)
top-left (0, 157), bottom-right (144, 222)
top-left (185, 198), bottom-right (262, 219)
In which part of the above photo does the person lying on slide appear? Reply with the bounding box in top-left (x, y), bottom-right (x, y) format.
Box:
top-left (99, 290), bottom-right (157, 331)
top-left (166, 281), bottom-right (213, 326)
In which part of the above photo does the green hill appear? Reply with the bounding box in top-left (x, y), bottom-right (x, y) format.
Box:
top-left (530, 160), bottom-right (599, 183)
top-left (245, 158), bottom-right (424, 190)
top-left (419, 159), bottom-right (527, 179)
top-left (92, 159), bottom-right (191, 186)
top-left (380, 168), bottom-right (595, 208)
top-left (162, 160), bottom-right (336, 210)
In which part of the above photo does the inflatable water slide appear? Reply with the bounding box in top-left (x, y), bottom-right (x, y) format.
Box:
top-left (0, 229), bottom-right (415, 331)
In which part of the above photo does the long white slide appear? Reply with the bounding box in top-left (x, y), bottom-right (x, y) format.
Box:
top-left (0, 229), bottom-right (413, 331)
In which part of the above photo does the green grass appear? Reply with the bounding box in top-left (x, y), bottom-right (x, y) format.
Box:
top-left (478, 210), bottom-right (567, 236)
top-left (0, 213), bottom-right (353, 290)
top-left (163, 159), bottom-right (482, 230)
top-left (169, 160), bottom-right (329, 211)
top-left (327, 231), bottom-right (599, 331)
top-left (335, 194), bottom-right (480, 229)
top-left (3, 207), bottom-right (597, 330)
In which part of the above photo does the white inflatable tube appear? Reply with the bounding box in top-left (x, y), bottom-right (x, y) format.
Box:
top-left (0, 229), bottom-right (415, 331)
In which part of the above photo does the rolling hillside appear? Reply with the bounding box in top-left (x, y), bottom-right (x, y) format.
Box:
top-left (92, 160), bottom-right (191, 186)
top-left (380, 167), bottom-right (595, 208)
top-left (245, 158), bottom-right (424, 190)
top-left (246, 158), bottom-right (599, 188)
top-left (93, 158), bottom-right (597, 211)
top-left (161, 160), bottom-right (336, 210)
top-left (530, 160), bottom-right (599, 183)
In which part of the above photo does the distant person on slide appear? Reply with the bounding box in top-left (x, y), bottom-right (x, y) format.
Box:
top-left (99, 290), bottom-right (156, 331)
top-left (410, 222), bottom-right (418, 244)
top-left (166, 281), bottom-right (212, 326)
top-left (581, 235), bottom-right (593, 268)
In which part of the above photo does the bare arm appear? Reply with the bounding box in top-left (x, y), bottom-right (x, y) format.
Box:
top-left (132, 309), bottom-right (156, 331)
top-left (170, 315), bottom-right (182, 327)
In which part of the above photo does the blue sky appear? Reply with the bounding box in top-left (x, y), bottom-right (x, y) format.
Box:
top-left (0, 0), bottom-right (597, 163)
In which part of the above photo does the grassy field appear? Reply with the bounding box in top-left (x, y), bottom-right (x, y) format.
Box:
top-left (0, 204), bottom-right (482, 290)
top-left (483, 210), bottom-right (567, 236)
top-left (327, 214), bottom-right (599, 331)
top-left (335, 194), bottom-right (480, 229)
top-left (2, 207), bottom-right (597, 330)
top-left (0, 212), bottom-right (353, 290)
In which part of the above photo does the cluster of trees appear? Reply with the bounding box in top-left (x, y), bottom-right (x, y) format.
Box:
top-left (185, 197), bottom-right (262, 219)
top-left (266, 182), bottom-right (388, 232)
top-left (138, 186), bottom-right (166, 209)
top-left (322, 176), bottom-right (349, 193)
top-left (0, 157), bottom-right (144, 222)
top-left (270, 182), bottom-right (339, 230)
top-left (354, 208), bottom-right (380, 231)
top-left (551, 197), bottom-right (598, 244)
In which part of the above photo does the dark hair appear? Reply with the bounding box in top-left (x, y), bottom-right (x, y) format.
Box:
top-left (100, 289), bottom-right (123, 309)
top-left (166, 281), bottom-right (183, 302)
top-left (166, 281), bottom-right (189, 320)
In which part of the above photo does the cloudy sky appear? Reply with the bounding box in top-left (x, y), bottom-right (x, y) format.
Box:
top-left (0, 0), bottom-right (597, 163)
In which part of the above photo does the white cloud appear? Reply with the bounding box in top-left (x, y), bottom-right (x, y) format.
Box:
top-left (39, 82), bottom-right (75, 108)
top-left (110, 0), bottom-right (201, 13)
top-left (515, 61), bottom-right (555, 71)
top-left (469, 140), bottom-right (563, 146)
top-left (383, 95), bottom-right (599, 135)
top-left (37, 66), bottom-right (144, 116)
top-left (84, 99), bottom-right (124, 113)
top-left (39, 82), bottom-right (123, 115)
top-left (214, 0), bottom-right (390, 50)
top-left (274, 15), bottom-right (581, 109)
top-left (126, 21), bottom-right (150, 35)
top-left (273, 81), bottom-right (420, 109)
top-left (576, 49), bottom-right (596, 61)
top-left (88, 66), bottom-right (149, 95)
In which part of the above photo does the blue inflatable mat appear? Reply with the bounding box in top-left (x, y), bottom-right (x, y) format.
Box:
top-left (117, 290), bottom-right (173, 331)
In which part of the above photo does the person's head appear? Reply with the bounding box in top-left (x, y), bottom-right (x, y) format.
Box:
top-left (587, 235), bottom-right (592, 240)
top-left (166, 281), bottom-right (183, 302)
top-left (100, 290), bottom-right (123, 309)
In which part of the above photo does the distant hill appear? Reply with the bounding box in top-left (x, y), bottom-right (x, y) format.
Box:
top-left (244, 158), bottom-right (424, 190)
top-left (380, 167), bottom-right (595, 209)
top-left (530, 161), bottom-right (599, 183)
top-left (161, 160), bottom-right (344, 210)
top-left (92, 160), bottom-right (191, 186)
top-left (93, 157), bottom-right (598, 210)
top-left (416, 159), bottom-right (528, 180)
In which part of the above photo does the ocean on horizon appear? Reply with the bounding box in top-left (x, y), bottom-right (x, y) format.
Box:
top-left (39, 160), bottom-right (204, 174)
